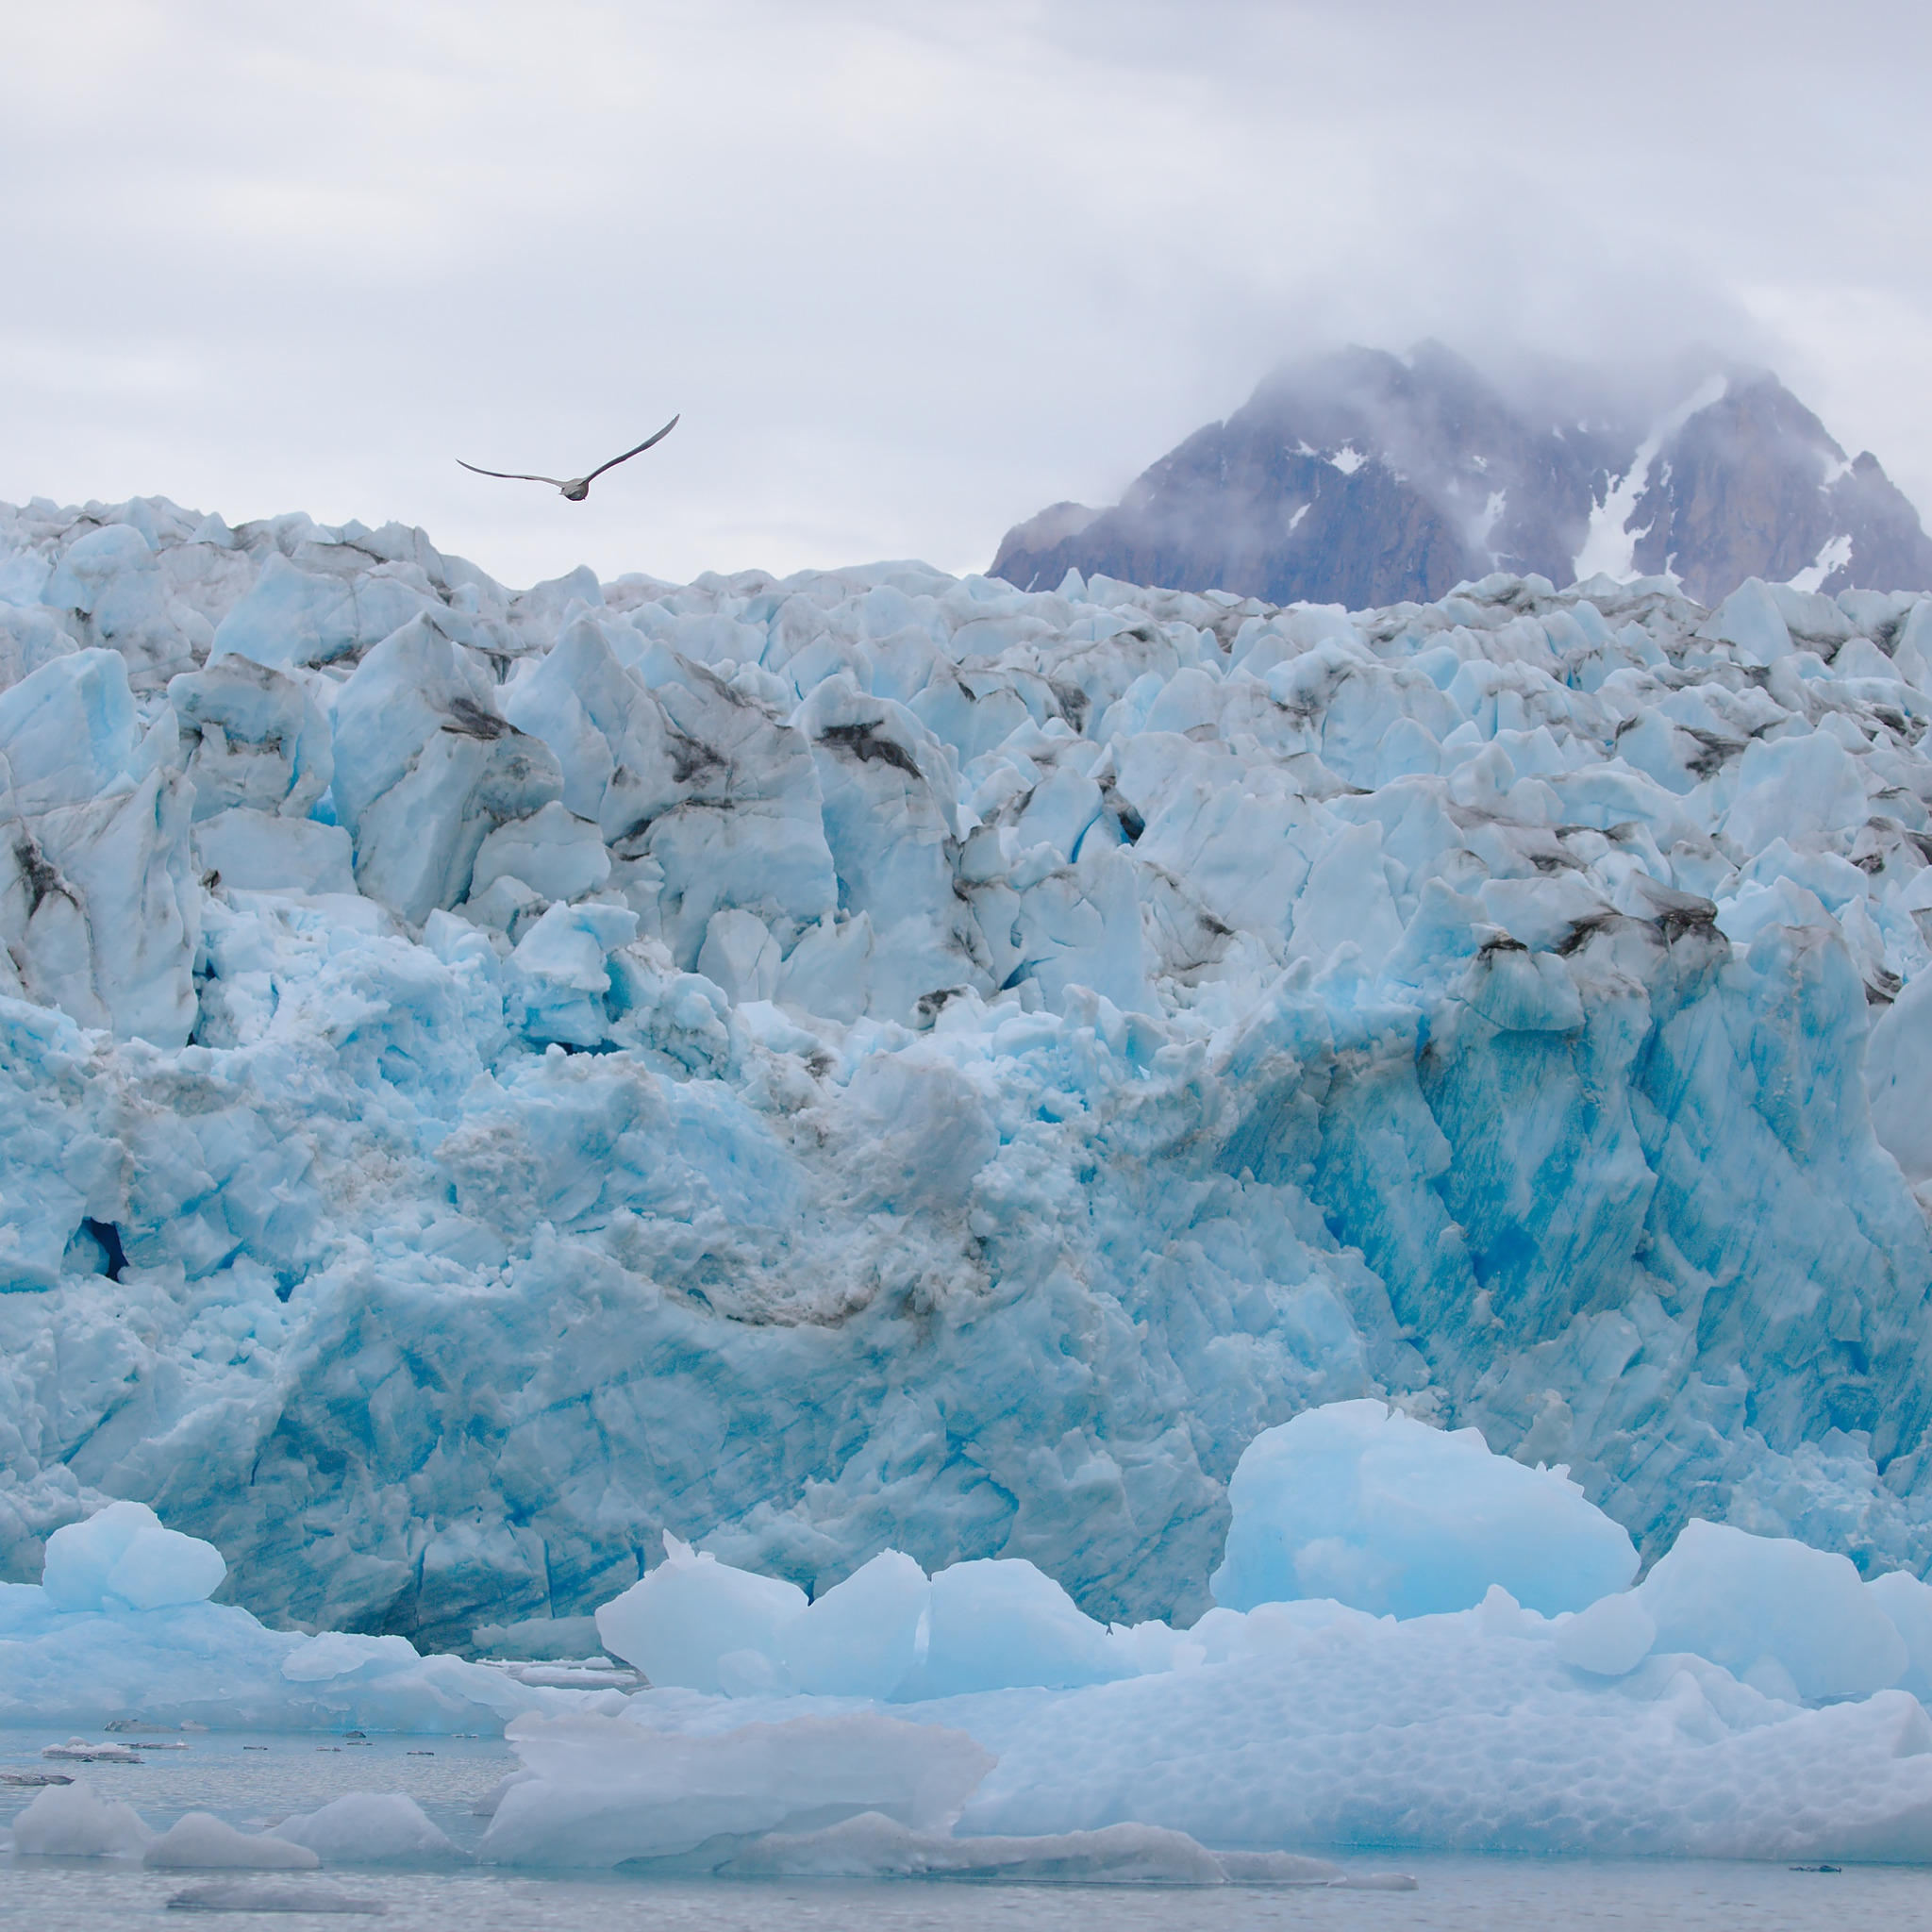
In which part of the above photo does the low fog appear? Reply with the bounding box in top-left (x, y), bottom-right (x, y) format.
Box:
top-left (2, 0), bottom-right (1925, 587)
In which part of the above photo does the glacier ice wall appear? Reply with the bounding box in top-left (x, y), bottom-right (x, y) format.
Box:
top-left (5, 491), bottom-right (1932, 1646)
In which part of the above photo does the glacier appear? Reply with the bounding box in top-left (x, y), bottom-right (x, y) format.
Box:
top-left (5, 489), bottom-right (1932, 1666)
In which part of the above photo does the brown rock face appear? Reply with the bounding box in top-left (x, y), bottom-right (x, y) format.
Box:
top-left (1630, 376), bottom-right (1932, 604)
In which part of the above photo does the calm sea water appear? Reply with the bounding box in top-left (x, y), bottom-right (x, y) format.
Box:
top-left (4, 1727), bottom-right (1927, 1930)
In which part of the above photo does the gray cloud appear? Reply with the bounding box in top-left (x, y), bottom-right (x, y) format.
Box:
top-left (2, 0), bottom-right (1927, 587)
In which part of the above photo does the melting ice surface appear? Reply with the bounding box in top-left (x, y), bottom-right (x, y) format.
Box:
top-left (10, 494), bottom-right (1932, 1885)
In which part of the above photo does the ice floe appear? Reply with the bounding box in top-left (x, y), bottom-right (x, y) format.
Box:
top-left (10, 1415), bottom-right (1932, 1865)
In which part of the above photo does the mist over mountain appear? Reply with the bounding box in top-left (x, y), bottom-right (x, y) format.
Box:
top-left (992, 344), bottom-right (1932, 608)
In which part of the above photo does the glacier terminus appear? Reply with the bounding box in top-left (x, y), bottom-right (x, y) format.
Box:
top-left (8, 487), bottom-right (1932, 1868)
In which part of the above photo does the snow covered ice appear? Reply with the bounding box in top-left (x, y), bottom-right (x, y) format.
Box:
top-left (10, 489), bottom-right (1932, 1863)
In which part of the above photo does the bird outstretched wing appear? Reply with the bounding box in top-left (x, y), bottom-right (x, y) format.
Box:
top-left (457, 460), bottom-right (571, 485)
top-left (581, 415), bottom-right (681, 485)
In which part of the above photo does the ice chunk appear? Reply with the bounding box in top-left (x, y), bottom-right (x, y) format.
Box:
top-left (477, 1709), bottom-right (994, 1867)
top-left (503, 900), bottom-right (639, 1047)
top-left (1288, 821), bottom-right (1403, 972)
top-left (279, 1630), bottom-right (421, 1682)
top-left (1705, 577), bottom-right (1793, 666)
top-left (5, 763), bottom-right (199, 1042)
top-left (3, 1518), bottom-right (605, 1731)
top-left (1634, 1520), bottom-right (1907, 1701)
top-left (1210, 1400), bottom-right (1638, 1618)
top-left (194, 808), bottom-right (356, 895)
top-left (0, 548), bottom-right (52, 608)
top-left (594, 1533), bottom-right (808, 1692)
top-left (271, 1793), bottom-right (456, 1862)
top-left (156, 1880), bottom-right (386, 1914)
top-left (145, 1813), bottom-right (322, 1870)
top-left (779, 1549), bottom-right (930, 1699)
top-left (0, 645), bottom-right (145, 813)
top-left (42, 1500), bottom-right (226, 1612)
top-left (721, 1811), bottom-right (1230, 1883)
top-left (471, 799), bottom-right (610, 905)
top-left (0, 600), bottom-right (77, 691)
top-left (42, 525), bottom-right (201, 690)
top-left (1724, 730), bottom-right (1870, 855)
top-left (209, 552), bottom-right (430, 671)
top-left (1867, 1569), bottom-right (1932, 1702)
top-left (695, 908), bottom-right (780, 1005)
top-left (329, 617), bottom-right (562, 922)
top-left (949, 1592), bottom-right (1932, 1859)
top-left (8, 1774), bottom-right (154, 1855)
top-left (1555, 1591), bottom-right (1657, 1675)
top-left (501, 615), bottom-right (682, 838)
top-left (169, 658), bottom-right (331, 822)
top-left (1214, 1850), bottom-right (1352, 1884)
top-left (912, 1557), bottom-right (1129, 1697)
top-left (1866, 969), bottom-right (1932, 1180)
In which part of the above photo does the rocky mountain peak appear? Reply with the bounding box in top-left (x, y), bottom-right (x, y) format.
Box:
top-left (991, 347), bottom-right (1932, 608)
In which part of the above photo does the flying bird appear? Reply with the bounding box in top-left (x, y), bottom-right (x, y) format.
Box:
top-left (458, 415), bottom-right (680, 501)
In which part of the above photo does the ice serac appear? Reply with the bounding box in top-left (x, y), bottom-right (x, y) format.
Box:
top-left (8, 491), bottom-right (1932, 1654)
top-left (331, 617), bottom-right (561, 922)
top-left (0, 648), bottom-right (197, 1044)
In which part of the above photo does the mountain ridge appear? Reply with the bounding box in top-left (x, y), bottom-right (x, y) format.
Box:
top-left (992, 344), bottom-right (1932, 608)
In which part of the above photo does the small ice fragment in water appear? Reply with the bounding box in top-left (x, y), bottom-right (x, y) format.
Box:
top-left (272, 1792), bottom-right (457, 1862)
top-left (10, 1775), bottom-right (155, 1855)
top-left (145, 1813), bottom-right (321, 1871)
top-left (166, 1882), bottom-right (385, 1914)
top-left (1213, 1850), bottom-right (1347, 1883)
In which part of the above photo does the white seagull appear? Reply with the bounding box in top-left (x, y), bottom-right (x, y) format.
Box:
top-left (458, 415), bottom-right (680, 501)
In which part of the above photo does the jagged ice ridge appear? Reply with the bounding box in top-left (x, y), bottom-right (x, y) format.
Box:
top-left (5, 492), bottom-right (1932, 1653)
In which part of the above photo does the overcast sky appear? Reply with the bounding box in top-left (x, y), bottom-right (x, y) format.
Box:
top-left (4, 1), bottom-right (1927, 589)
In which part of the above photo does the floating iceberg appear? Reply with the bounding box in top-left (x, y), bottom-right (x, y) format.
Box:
top-left (13, 1428), bottom-right (1932, 1867)
top-left (0, 1505), bottom-right (614, 1731)
top-left (476, 1709), bottom-right (994, 1868)
top-left (1209, 1399), bottom-right (1638, 1617)
top-left (269, 1793), bottom-right (457, 1863)
top-left (9, 1776), bottom-right (154, 1857)
top-left (490, 1409), bottom-right (1932, 1866)
top-left (41, 1499), bottom-right (226, 1612)
top-left (145, 1813), bottom-right (322, 1872)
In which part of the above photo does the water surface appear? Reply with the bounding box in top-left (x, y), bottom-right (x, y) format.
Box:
top-left (4, 1726), bottom-right (1924, 1929)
